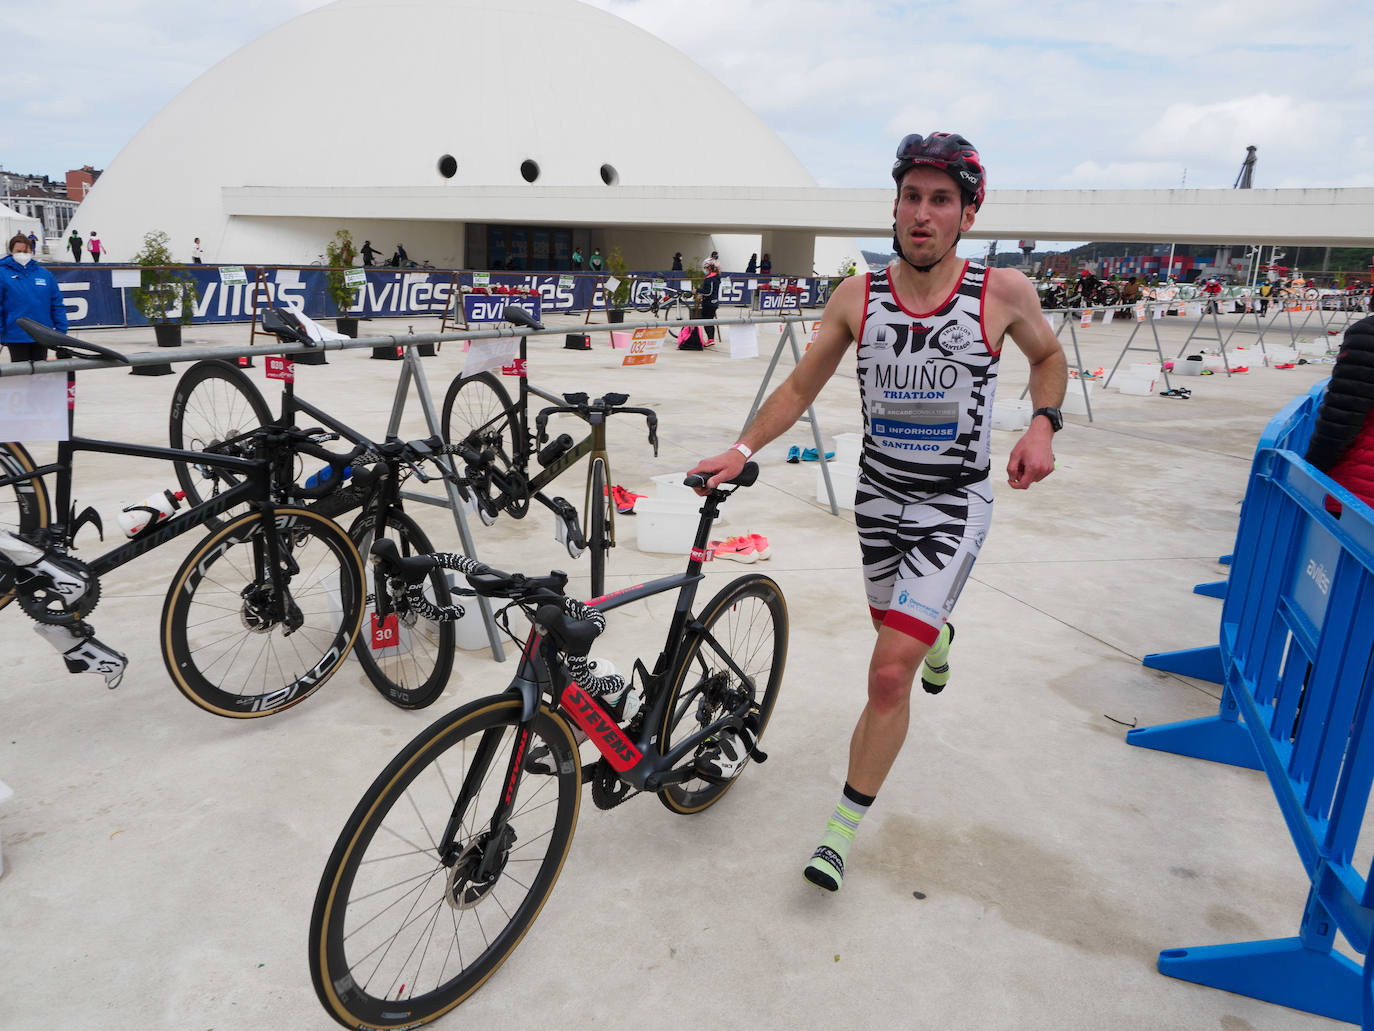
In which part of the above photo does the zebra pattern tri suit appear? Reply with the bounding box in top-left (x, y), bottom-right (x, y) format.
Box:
top-left (854, 261), bottom-right (999, 644)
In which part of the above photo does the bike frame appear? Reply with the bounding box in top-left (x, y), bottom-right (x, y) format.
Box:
top-left (439, 487), bottom-right (755, 859)
top-left (470, 334), bottom-right (624, 542)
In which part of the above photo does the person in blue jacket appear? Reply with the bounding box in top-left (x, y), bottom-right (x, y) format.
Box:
top-left (1, 232), bottom-right (68, 362)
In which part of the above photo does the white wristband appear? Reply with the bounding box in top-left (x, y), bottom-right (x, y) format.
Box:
top-left (731, 442), bottom-right (753, 460)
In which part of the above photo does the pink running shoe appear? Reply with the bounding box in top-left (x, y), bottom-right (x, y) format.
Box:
top-left (710, 536), bottom-right (758, 563)
top-left (747, 533), bottom-right (772, 559)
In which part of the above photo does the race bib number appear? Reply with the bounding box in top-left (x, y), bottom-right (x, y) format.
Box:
top-left (371, 612), bottom-right (399, 650)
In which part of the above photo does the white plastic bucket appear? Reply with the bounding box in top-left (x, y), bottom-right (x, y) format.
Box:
top-left (635, 497), bottom-right (700, 554)
top-left (816, 463), bottom-right (858, 510)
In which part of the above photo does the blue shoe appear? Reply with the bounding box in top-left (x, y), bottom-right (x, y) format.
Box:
top-left (800, 448), bottom-right (835, 462)
top-left (786, 445), bottom-right (801, 464)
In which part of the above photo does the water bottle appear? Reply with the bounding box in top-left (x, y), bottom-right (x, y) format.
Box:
top-left (588, 657), bottom-right (642, 724)
top-left (116, 489), bottom-right (185, 538)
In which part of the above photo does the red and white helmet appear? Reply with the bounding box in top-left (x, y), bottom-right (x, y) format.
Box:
top-left (892, 132), bottom-right (986, 211)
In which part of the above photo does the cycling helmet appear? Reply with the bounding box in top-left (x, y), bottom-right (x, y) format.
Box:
top-left (892, 132), bottom-right (986, 211)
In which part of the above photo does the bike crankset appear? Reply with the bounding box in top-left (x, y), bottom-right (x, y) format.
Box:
top-left (17, 555), bottom-right (100, 625)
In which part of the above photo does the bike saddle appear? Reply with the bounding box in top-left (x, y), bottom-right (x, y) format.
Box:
top-left (260, 307), bottom-right (310, 343)
top-left (15, 318), bottom-right (131, 364)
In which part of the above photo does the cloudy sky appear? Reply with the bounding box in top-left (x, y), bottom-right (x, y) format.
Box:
top-left (2, 0), bottom-right (1370, 251)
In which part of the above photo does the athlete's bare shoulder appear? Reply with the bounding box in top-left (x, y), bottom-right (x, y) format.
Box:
top-left (984, 266), bottom-right (1040, 313)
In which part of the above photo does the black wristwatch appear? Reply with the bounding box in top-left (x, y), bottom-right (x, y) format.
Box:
top-left (1032, 407), bottom-right (1063, 432)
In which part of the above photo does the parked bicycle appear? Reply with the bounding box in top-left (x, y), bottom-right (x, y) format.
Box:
top-left (309, 462), bottom-right (786, 1028)
top-left (439, 307), bottom-right (658, 598)
top-left (168, 307), bottom-right (473, 708)
top-left (633, 281), bottom-right (693, 320)
top-left (0, 318), bottom-right (366, 718)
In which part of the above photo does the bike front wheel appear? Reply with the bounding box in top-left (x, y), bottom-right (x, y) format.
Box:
top-left (586, 458), bottom-right (612, 598)
top-left (161, 507), bottom-right (364, 717)
top-left (658, 574), bottom-right (788, 814)
top-left (310, 696), bottom-right (582, 1029)
top-left (169, 360), bottom-right (274, 513)
top-left (348, 507), bottom-right (455, 709)
top-left (0, 442), bottom-right (51, 614)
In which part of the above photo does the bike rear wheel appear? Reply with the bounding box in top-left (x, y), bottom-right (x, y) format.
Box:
top-left (658, 574), bottom-right (788, 814)
top-left (0, 442), bottom-right (51, 613)
top-left (169, 360), bottom-right (274, 512)
top-left (348, 507), bottom-right (455, 709)
top-left (440, 372), bottom-right (517, 471)
top-left (310, 696), bottom-right (581, 1029)
top-left (161, 507), bottom-right (364, 718)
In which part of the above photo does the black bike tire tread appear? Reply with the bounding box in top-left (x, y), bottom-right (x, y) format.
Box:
top-left (168, 359), bottom-right (274, 510)
top-left (349, 508), bottom-right (455, 709)
top-left (160, 507), bottom-right (364, 718)
top-left (657, 573), bottom-right (788, 815)
top-left (309, 696), bottom-right (581, 1029)
top-left (0, 442), bottom-right (51, 613)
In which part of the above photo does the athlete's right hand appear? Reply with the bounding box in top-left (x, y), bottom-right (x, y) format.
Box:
top-left (688, 449), bottom-right (747, 493)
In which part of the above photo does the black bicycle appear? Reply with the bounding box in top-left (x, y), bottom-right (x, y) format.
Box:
top-left (439, 308), bottom-right (658, 598)
top-left (168, 307), bottom-right (473, 709)
top-left (0, 318), bottom-right (366, 718)
top-left (309, 463), bottom-right (787, 1028)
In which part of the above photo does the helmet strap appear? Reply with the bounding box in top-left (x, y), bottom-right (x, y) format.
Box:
top-left (892, 226), bottom-right (962, 275)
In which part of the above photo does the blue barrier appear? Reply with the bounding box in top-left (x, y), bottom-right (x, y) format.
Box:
top-left (1143, 380), bottom-right (1330, 685)
top-left (1128, 388), bottom-right (1374, 1025)
top-left (49, 266), bottom-right (833, 330)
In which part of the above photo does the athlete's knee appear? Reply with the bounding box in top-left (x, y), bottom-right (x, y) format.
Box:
top-left (868, 658), bottom-right (918, 713)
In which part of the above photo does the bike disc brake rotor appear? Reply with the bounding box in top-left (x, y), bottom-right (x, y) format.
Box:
top-left (17, 556), bottom-right (99, 625)
top-left (445, 825), bottom-right (516, 909)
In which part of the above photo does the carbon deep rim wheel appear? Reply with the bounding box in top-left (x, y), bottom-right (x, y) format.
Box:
top-left (169, 360), bottom-right (274, 513)
top-left (161, 507), bottom-right (363, 718)
top-left (310, 696), bottom-right (581, 1029)
top-left (0, 442), bottom-right (50, 613)
top-left (658, 574), bottom-right (788, 814)
top-left (349, 507), bottom-right (456, 709)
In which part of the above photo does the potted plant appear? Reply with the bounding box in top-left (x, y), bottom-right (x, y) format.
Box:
top-left (324, 229), bottom-right (360, 337)
top-left (605, 246), bottom-right (631, 323)
top-left (129, 230), bottom-right (199, 348)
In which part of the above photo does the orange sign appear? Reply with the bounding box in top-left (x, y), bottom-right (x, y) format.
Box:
top-left (622, 328), bottom-right (667, 367)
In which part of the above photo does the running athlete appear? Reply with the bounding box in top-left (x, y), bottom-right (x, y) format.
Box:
top-left (689, 132), bottom-right (1067, 892)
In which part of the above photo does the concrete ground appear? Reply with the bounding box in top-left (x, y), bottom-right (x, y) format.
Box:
top-left (0, 306), bottom-right (1361, 1030)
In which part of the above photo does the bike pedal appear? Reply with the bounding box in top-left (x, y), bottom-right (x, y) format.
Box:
top-left (549, 497), bottom-right (585, 558)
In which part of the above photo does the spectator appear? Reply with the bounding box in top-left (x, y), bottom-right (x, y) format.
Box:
top-left (1121, 276), bottom-right (1141, 305)
top-left (571, 246), bottom-right (583, 270)
top-left (360, 240), bottom-right (381, 267)
top-left (759, 252), bottom-right (772, 274)
top-left (26, 231), bottom-right (37, 253)
top-left (697, 264), bottom-right (720, 342)
top-left (745, 253), bottom-right (757, 274)
top-left (192, 237), bottom-right (204, 264)
top-left (1258, 279), bottom-right (1272, 315)
top-left (0, 232), bottom-right (68, 363)
top-left (388, 243), bottom-right (408, 268)
top-left (671, 252), bottom-right (683, 271)
top-left (87, 232), bottom-right (103, 263)
top-left (1306, 315), bottom-right (1374, 511)
top-left (68, 230), bottom-right (83, 263)
top-left (588, 248), bottom-right (604, 272)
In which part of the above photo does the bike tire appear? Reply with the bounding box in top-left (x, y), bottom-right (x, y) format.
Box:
top-left (0, 442), bottom-right (52, 614)
top-left (439, 372), bottom-right (517, 470)
top-left (657, 574), bottom-right (788, 814)
top-left (348, 507), bottom-right (455, 709)
top-left (161, 507), bottom-right (364, 718)
top-left (169, 360), bottom-right (274, 515)
top-left (587, 458), bottom-right (614, 598)
top-left (310, 696), bottom-right (581, 1029)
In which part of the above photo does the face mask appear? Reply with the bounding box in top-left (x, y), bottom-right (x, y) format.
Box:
top-left (12, 252), bottom-right (32, 266)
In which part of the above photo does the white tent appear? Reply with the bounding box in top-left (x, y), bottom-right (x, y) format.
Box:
top-left (0, 202), bottom-right (42, 249)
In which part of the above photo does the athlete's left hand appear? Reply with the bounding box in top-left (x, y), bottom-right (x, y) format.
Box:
top-left (1006, 430), bottom-right (1055, 489)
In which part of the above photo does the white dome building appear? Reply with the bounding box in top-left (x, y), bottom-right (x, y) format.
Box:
top-left (73, 0), bottom-right (860, 275)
